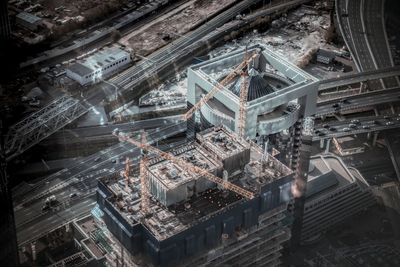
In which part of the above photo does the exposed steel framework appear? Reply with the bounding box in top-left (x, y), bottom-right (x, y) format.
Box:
top-left (5, 96), bottom-right (88, 161)
top-left (114, 131), bottom-right (255, 200)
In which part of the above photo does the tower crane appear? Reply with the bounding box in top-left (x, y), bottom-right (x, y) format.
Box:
top-left (114, 50), bottom-right (259, 213)
top-left (182, 52), bottom-right (258, 121)
top-left (238, 71), bottom-right (249, 137)
top-left (122, 157), bottom-right (131, 190)
top-left (113, 131), bottom-right (255, 200)
top-left (139, 131), bottom-right (150, 214)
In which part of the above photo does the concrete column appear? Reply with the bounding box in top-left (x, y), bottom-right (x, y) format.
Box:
top-left (320, 139), bottom-right (324, 149)
top-left (367, 132), bottom-right (371, 140)
top-left (390, 104), bottom-right (395, 114)
top-left (372, 131), bottom-right (379, 147)
top-left (325, 138), bottom-right (331, 153)
top-left (31, 242), bottom-right (36, 261)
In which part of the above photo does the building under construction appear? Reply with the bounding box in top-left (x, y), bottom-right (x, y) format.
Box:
top-left (97, 126), bottom-right (294, 267)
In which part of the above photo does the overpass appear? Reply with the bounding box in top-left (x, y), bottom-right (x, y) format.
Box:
top-left (316, 87), bottom-right (400, 116)
top-left (312, 114), bottom-right (400, 141)
top-left (5, 96), bottom-right (89, 162)
top-left (319, 66), bottom-right (400, 90)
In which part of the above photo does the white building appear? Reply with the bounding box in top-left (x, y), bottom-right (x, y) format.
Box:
top-left (333, 136), bottom-right (365, 156)
top-left (301, 155), bottom-right (375, 243)
top-left (66, 47), bottom-right (131, 86)
top-left (186, 45), bottom-right (319, 140)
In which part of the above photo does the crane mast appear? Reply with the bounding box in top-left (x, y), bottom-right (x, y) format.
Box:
top-left (238, 71), bottom-right (249, 137)
top-left (139, 131), bottom-right (150, 215)
top-left (182, 53), bottom-right (258, 121)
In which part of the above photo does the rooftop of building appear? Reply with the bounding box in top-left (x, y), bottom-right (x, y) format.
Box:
top-left (190, 44), bottom-right (317, 105)
top-left (99, 126), bottom-right (293, 241)
top-left (196, 126), bottom-right (249, 160)
top-left (16, 12), bottom-right (42, 24)
top-left (147, 143), bottom-right (222, 190)
top-left (306, 155), bottom-right (358, 200)
top-left (316, 48), bottom-right (336, 59)
top-left (334, 136), bottom-right (365, 150)
top-left (68, 46), bottom-right (130, 76)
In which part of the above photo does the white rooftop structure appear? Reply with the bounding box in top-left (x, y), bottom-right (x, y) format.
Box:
top-left (67, 47), bottom-right (131, 85)
top-left (187, 45), bottom-right (319, 139)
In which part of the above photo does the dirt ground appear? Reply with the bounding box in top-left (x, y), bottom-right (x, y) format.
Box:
top-left (210, 4), bottom-right (335, 67)
top-left (37, 0), bottom-right (128, 19)
top-left (124, 0), bottom-right (236, 56)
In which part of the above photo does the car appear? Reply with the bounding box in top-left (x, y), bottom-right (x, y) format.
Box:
top-left (111, 159), bottom-right (117, 163)
top-left (323, 124), bottom-right (330, 129)
top-left (315, 129), bottom-right (321, 134)
top-left (329, 127), bottom-right (337, 131)
top-left (386, 121), bottom-right (394, 126)
top-left (42, 205), bottom-right (50, 212)
top-left (341, 98), bottom-right (350, 104)
top-left (362, 125), bottom-right (370, 129)
top-left (350, 119), bottom-right (360, 124)
top-left (332, 103), bottom-right (340, 108)
top-left (69, 193), bottom-right (78, 198)
top-left (318, 132), bottom-right (326, 136)
top-left (112, 128), bottom-right (120, 136)
top-left (94, 157), bottom-right (101, 162)
top-left (342, 127), bottom-right (351, 132)
top-left (349, 123), bottom-right (357, 128)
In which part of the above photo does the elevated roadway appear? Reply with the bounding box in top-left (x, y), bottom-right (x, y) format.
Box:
top-left (316, 87), bottom-right (400, 116)
top-left (318, 66), bottom-right (400, 90)
top-left (313, 114), bottom-right (400, 141)
top-left (5, 96), bottom-right (89, 162)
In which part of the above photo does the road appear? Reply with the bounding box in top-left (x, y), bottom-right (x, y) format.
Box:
top-left (44, 115), bottom-right (181, 144)
top-left (316, 87), bottom-right (400, 116)
top-left (313, 114), bottom-right (400, 141)
top-left (335, 0), bottom-right (399, 89)
top-left (14, 120), bottom-right (186, 241)
top-left (15, 132), bottom-right (186, 245)
top-left (318, 66), bottom-right (400, 91)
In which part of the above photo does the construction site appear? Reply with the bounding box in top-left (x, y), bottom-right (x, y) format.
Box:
top-left (3, 0), bottom-right (400, 267)
top-left (97, 126), bottom-right (293, 267)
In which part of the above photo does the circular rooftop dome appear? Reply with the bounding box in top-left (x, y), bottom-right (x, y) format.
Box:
top-left (223, 68), bottom-right (289, 101)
